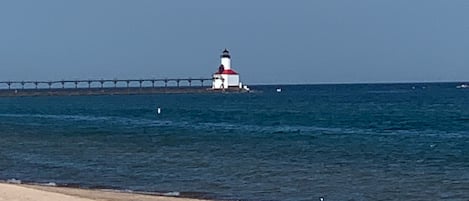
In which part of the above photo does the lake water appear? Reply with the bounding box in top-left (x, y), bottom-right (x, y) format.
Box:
top-left (0, 83), bottom-right (468, 200)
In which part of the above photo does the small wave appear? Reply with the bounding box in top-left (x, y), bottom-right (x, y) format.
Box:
top-left (6, 178), bottom-right (22, 184)
top-left (367, 90), bottom-right (411, 94)
top-left (1, 113), bottom-right (467, 138)
top-left (43, 182), bottom-right (57, 186)
top-left (0, 113), bottom-right (173, 127)
top-left (196, 122), bottom-right (367, 135)
top-left (0, 113), bottom-right (408, 136)
top-left (163, 191), bottom-right (180, 196)
top-left (0, 113), bottom-right (353, 135)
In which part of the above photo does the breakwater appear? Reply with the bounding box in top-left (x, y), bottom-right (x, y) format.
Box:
top-left (0, 78), bottom-right (247, 97)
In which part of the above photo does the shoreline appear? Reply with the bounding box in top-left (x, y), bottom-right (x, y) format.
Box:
top-left (0, 182), bottom-right (211, 201)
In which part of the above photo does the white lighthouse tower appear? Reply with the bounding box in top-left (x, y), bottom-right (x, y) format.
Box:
top-left (212, 49), bottom-right (246, 90)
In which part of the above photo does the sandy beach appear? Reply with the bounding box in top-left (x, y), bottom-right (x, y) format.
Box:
top-left (0, 183), bottom-right (209, 201)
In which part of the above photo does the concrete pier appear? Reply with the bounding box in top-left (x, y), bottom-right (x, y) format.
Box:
top-left (0, 78), bottom-right (248, 97)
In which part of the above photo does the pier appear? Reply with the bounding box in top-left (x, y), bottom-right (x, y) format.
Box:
top-left (0, 78), bottom-right (226, 97)
top-left (0, 78), bottom-right (212, 90)
top-left (0, 50), bottom-right (251, 97)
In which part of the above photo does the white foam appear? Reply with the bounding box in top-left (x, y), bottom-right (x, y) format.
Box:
top-left (6, 178), bottom-right (21, 184)
top-left (43, 182), bottom-right (57, 186)
top-left (163, 191), bottom-right (180, 196)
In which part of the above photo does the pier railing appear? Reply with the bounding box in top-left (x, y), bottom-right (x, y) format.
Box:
top-left (0, 78), bottom-right (213, 90)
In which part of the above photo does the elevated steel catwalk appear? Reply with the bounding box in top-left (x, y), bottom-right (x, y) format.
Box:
top-left (0, 78), bottom-right (212, 90)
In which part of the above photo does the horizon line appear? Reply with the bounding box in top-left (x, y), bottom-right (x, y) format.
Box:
top-left (249, 80), bottom-right (468, 86)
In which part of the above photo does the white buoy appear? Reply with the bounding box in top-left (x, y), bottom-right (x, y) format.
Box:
top-left (276, 88), bottom-right (282, 93)
top-left (157, 107), bottom-right (161, 115)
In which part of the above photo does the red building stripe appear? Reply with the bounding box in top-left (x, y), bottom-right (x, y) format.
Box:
top-left (214, 69), bottom-right (238, 75)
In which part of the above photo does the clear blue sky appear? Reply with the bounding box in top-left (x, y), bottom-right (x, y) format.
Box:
top-left (0, 0), bottom-right (468, 84)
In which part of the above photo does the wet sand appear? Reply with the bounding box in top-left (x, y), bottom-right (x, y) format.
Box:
top-left (0, 183), bottom-right (209, 201)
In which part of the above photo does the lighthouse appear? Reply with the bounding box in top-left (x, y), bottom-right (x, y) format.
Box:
top-left (212, 49), bottom-right (246, 90)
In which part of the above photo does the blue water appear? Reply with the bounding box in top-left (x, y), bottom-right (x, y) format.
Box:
top-left (1, 83), bottom-right (469, 201)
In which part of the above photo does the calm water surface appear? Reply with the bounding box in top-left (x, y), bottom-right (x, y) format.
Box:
top-left (0, 83), bottom-right (468, 201)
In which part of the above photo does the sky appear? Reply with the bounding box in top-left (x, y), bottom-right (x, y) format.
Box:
top-left (0, 0), bottom-right (468, 84)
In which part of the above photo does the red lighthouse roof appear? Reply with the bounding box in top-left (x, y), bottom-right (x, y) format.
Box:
top-left (219, 69), bottom-right (238, 75)
top-left (214, 64), bottom-right (238, 75)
